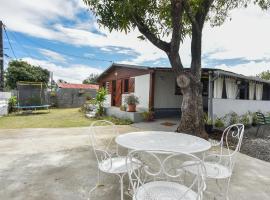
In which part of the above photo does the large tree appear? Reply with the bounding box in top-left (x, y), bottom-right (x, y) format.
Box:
top-left (84, 0), bottom-right (269, 139)
top-left (83, 73), bottom-right (99, 84)
top-left (258, 70), bottom-right (270, 80)
top-left (5, 60), bottom-right (50, 89)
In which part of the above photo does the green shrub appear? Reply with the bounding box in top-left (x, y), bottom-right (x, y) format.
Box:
top-left (227, 112), bottom-right (239, 125)
top-left (239, 113), bottom-right (251, 126)
top-left (215, 117), bottom-right (225, 128)
top-left (8, 96), bottom-right (17, 113)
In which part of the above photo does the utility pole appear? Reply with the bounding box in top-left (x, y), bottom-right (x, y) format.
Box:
top-left (0, 21), bottom-right (4, 91)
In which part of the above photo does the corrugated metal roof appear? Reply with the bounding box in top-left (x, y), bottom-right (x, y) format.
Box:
top-left (58, 83), bottom-right (99, 90)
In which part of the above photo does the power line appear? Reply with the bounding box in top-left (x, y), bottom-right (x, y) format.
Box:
top-left (4, 24), bottom-right (113, 63)
top-left (3, 26), bottom-right (17, 59)
top-left (4, 25), bottom-right (33, 58)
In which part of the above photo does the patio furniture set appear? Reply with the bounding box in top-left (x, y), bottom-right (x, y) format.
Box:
top-left (89, 120), bottom-right (245, 200)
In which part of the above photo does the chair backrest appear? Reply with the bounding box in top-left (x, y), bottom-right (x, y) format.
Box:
top-left (256, 112), bottom-right (266, 125)
top-left (90, 120), bottom-right (119, 168)
top-left (127, 150), bottom-right (206, 200)
top-left (220, 123), bottom-right (245, 156)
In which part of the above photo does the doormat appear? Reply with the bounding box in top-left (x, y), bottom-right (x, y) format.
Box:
top-left (160, 122), bottom-right (176, 126)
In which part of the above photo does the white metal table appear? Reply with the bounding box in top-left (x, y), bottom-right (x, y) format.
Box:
top-left (115, 131), bottom-right (211, 154)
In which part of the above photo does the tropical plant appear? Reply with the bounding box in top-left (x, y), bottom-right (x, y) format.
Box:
top-left (124, 94), bottom-right (139, 105)
top-left (5, 60), bottom-right (50, 89)
top-left (83, 0), bottom-right (269, 139)
top-left (8, 96), bottom-right (17, 113)
top-left (94, 87), bottom-right (107, 116)
top-left (204, 113), bottom-right (212, 125)
top-left (214, 117), bottom-right (225, 128)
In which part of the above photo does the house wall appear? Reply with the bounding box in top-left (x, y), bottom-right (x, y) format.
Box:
top-left (212, 98), bottom-right (270, 118)
top-left (134, 74), bottom-right (150, 110)
top-left (154, 71), bottom-right (182, 108)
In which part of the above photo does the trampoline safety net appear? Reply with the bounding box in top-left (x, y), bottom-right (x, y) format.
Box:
top-left (17, 82), bottom-right (50, 107)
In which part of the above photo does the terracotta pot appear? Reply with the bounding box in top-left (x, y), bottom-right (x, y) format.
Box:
top-left (128, 104), bottom-right (136, 112)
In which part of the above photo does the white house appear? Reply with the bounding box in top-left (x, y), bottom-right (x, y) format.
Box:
top-left (97, 63), bottom-right (270, 121)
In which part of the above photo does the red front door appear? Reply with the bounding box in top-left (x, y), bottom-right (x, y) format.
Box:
top-left (111, 80), bottom-right (122, 107)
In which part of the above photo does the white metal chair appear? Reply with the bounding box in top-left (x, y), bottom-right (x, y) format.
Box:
top-left (183, 124), bottom-right (245, 199)
top-left (89, 120), bottom-right (140, 200)
top-left (126, 150), bottom-right (206, 200)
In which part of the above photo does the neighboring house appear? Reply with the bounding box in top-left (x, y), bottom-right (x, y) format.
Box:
top-left (97, 63), bottom-right (270, 120)
top-left (56, 83), bottom-right (99, 108)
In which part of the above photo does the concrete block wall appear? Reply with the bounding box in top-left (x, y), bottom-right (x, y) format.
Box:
top-left (56, 88), bottom-right (97, 108)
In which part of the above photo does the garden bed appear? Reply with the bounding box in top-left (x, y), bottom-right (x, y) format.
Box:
top-left (209, 126), bottom-right (270, 162)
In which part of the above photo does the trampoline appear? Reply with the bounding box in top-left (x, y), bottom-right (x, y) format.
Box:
top-left (15, 81), bottom-right (50, 112)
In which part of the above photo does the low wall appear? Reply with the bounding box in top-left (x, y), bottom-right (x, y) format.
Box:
top-left (105, 107), bottom-right (144, 122)
top-left (213, 98), bottom-right (270, 117)
top-left (0, 92), bottom-right (11, 100)
top-left (0, 92), bottom-right (11, 116)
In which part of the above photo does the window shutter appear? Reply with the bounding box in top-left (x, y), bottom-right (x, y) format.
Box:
top-left (129, 78), bottom-right (135, 93)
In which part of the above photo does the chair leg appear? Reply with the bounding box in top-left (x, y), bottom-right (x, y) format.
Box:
top-left (119, 174), bottom-right (125, 200)
top-left (88, 170), bottom-right (104, 200)
top-left (225, 177), bottom-right (231, 200)
top-left (256, 126), bottom-right (260, 137)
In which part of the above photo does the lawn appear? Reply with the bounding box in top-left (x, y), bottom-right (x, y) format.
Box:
top-left (0, 108), bottom-right (132, 129)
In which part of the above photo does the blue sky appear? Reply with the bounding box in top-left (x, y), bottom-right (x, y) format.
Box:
top-left (1, 0), bottom-right (270, 83)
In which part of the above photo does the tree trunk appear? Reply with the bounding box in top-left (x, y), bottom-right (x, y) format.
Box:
top-left (176, 72), bottom-right (208, 140)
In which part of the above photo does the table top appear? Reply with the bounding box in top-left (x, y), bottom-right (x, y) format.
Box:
top-left (115, 131), bottom-right (211, 154)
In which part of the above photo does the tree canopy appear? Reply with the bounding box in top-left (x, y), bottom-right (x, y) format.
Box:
top-left (258, 70), bottom-right (270, 80)
top-left (83, 73), bottom-right (99, 84)
top-left (5, 60), bottom-right (50, 89)
top-left (83, 0), bottom-right (269, 138)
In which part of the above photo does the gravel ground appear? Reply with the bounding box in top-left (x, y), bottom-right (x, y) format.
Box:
top-left (240, 126), bottom-right (270, 162)
top-left (209, 125), bottom-right (270, 162)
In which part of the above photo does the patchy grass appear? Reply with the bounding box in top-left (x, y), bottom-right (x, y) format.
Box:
top-left (0, 108), bottom-right (132, 129)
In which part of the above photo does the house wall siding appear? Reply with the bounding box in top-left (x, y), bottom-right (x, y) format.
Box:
top-left (134, 74), bottom-right (150, 110)
top-left (213, 98), bottom-right (270, 118)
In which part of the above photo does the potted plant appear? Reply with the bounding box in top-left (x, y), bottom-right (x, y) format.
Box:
top-left (120, 105), bottom-right (127, 111)
top-left (124, 94), bottom-right (139, 112)
top-left (141, 110), bottom-right (155, 121)
top-left (204, 113), bottom-right (213, 133)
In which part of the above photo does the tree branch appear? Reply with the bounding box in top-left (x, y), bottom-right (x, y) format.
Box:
top-left (183, 0), bottom-right (200, 33)
top-left (132, 15), bottom-right (170, 53)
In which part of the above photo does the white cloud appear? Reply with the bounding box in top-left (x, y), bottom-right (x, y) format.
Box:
top-left (1, 0), bottom-right (270, 76)
top-left (216, 61), bottom-right (270, 76)
top-left (39, 49), bottom-right (67, 63)
top-left (22, 57), bottom-right (102, 83)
